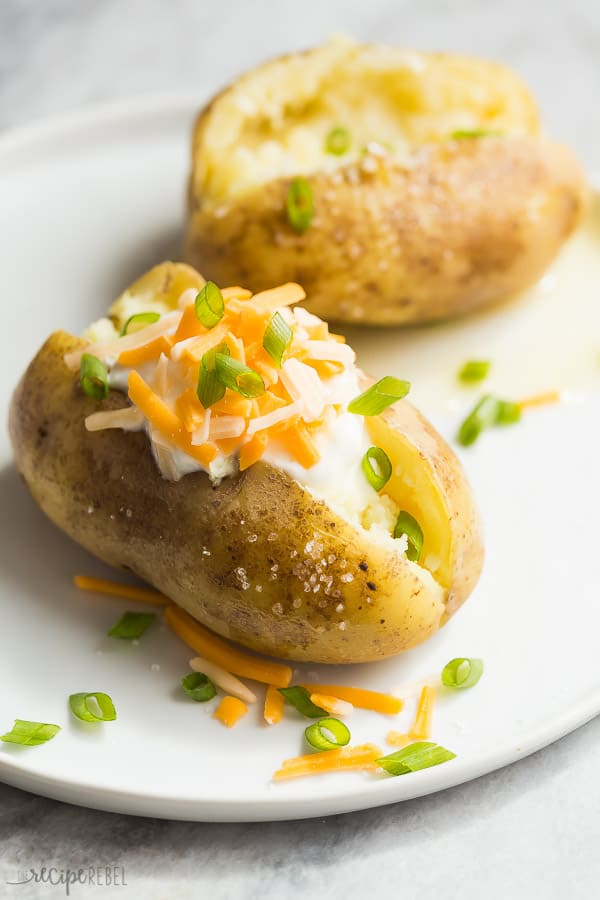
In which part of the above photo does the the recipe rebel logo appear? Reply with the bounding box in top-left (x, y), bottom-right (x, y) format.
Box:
top-left (6, 866), bottom-right (127, 894)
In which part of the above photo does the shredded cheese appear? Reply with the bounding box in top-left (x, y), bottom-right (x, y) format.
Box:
top-left (518, 390), bottom-right (561, 411)
top-left (73, 575), bottom-right (169, 605)
top-left (189, 656), bottom-right (257, 704)
top-left (165, 604), bottom-right (293, 687)
top-left (214, 695), bottom-right (248, 727)
top-left (300, 685), bottom-right (403, 715)
top-left (309, 693), bottom-right (354, 717)
top-left (264, 685), bottom-right (285, 725)
top-left (273, 744), bottom-right (382, 781)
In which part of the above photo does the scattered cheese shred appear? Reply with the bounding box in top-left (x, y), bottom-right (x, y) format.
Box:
top-left (273, 744), bottom-right (382, 781)
top-left (386, 731), bottom-right (412, 748)
top-left (300, 685), bottom-right (403, 715)
top-left (165, 604), bottom-right (292, 688)
top-left (189, 656), bottom-right (256, 704)
top-left (410, 685), bottom-right (436, 739)
top-left (264, 685), bottom-right (285, 725)
top-left (72, 575), bottom-right (169, 606)
top-left (310, 693), bottom-right (354, 717)
top-left (518, 390), bottom-right (561, 411)
top-left (214, 695), bottom-right (248, 728)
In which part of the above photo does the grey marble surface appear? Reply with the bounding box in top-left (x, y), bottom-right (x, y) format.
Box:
top-left (1, 1), bottom-right (599, 897)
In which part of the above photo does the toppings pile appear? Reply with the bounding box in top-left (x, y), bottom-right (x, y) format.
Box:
top-left (65, 281), bottom-right (379, 481)
top-left (65, 279), bottom-right (412, 496)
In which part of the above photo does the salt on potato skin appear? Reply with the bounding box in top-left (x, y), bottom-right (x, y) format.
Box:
top-left (9, 332), bottom-right (482, 664)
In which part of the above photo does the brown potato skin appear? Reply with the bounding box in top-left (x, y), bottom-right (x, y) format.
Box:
top-left (9, 332), bottom-right (483, 663)
top-left (187, 137), bottom-right (587, 325)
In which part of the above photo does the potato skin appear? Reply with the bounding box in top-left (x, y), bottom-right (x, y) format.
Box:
top-left (187, 137), bottom-right (587, 325)
top-left (9, 332), bottom-right (482, 664)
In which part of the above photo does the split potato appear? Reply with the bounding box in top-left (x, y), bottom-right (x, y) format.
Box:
top-left (186, 37), bottom-right (588, 324)
top-left (9, 265), bottom-right (483, 664)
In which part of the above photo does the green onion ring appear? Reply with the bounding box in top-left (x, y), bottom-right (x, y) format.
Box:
top-left (80, 353), bottom-right (109, 400)
top-left (120, 311), bottom-right (160, 336)
top-left (305, 717), bottom-right (351, 751)
top-left (361, 446), bottom-right (392, 491)
top-left (194, 282), bottom-right (225, 329)
top-left (393, 511), bottom-right (424, 562)
top-left (441, 657), bottom-right (484, 690)
top-left (348, 377), bottom-right (410, 416)
top-left (69, 692), bottom-right (117, 722)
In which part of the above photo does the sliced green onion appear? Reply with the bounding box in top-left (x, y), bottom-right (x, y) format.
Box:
top-left (197, 342), bottom-right (229, 408)
top-left (107, 611), bottom-right (156, 640)
top-left (393, 511), bottom-right (424, 562)
top-left (457, 394), bottom-right (521, 446)
top-left (215, 353), bottom-right (265, 398)
top-left (69, 692), bottom-right (117, 722)
top-left (305, 717), bottom-right (351, 751)
top-left (441, 657), bottom-right (484, 690)
top-left (458, 360), bottom-right (491, 384)
top-left (80, 353), bottom-right (109, 400)
top-left (286, 177), bottom-right (314, 233)
top-left (377, 741), bottom-right (456, 775)
top-left (450, 129), bottom-right (503, 140)
top-left (496, 400), bottom-right (522, 425)
top-left (181, 672), bottom-right (217, 702)
top-left (278, 686), bottom-right (328, 718)
top-left (325, 126), bottom-right (351, 155)
top-left (361, 446), bottom-right (392, 491)
top-left (0, 719), bottom-right (61, 746)
top-left (457, 394), bottom-right (500, 446)
top-left (262, 312), bottom-right (293, 367)
top-left (194, 282), bottom-right (225, 329)
top-left (348, 377), bottom-right (410, 416)
top-left (120, 311), bottom-right (160, 336)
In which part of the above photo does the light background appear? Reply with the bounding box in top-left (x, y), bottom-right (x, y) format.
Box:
top-left (1, 1), bottom-right (599, 898)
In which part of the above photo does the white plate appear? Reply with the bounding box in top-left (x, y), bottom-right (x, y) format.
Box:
top-left (1, 97), bottom-right (599, 822)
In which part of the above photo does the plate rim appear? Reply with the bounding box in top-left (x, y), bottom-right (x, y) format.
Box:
top-left (1, 95), bottom-right (599, 822)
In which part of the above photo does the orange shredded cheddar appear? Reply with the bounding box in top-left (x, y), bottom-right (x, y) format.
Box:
top-left (239, 433), bottom-right (268, 471)
top-left (273, 744), bottom-right (382, 781)
top-left (256, 391), bottom-right (288, 416)
top-left (73, 575), bottom-right (168, 606)
top-left (386, 731), bottom-right (412, 748)
top-left (518, 390), bottom-right (561, 411)
top-left (127, 371), bottom-right (217, 467)
top-left (411, 685), bottom-right (436, 739)
top-left (118, 335), bottom-right (172, 367)
top-left (300, 685), bottom-right (403, 715)
top-left (264, 685), bottom-right (285, 725)
top-left (303, 359), bottom-right (344, 379)
top-left (217, 436), bottom-right (243, 456)
top-left (238, 307), bottom-right (270, 345)
top-left (251, 282), bottom-right (306, 313)
top-left (211, 392), bottom-right (254, 418)
top-left (172, 302), bottom-right (204, 343)
top-left (277, 421), bottom-right (320, 467)
top-left (214, 695), bottom-right (248, 728)
top-left (181, 319), bottom-right (233, 362)
top-left (175, 388), bottom-right (205, 432)
top-left (165, 604), bottom-right (292, 687)
top-left (223, 332), bottom-right (246, 364)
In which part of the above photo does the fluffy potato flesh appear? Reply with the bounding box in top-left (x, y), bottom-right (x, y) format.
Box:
top-left (186, 37), bottom-right (587, 324)
top-left (9, 331), bottom-right (482, 664)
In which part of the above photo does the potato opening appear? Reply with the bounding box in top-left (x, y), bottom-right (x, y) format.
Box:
top-left (195, 37), bottom-right (538, 203)
top-left (366, 414), bottom-right (452, 588)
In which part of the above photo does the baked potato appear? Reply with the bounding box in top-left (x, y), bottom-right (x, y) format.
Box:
top-left (185, 36), bottom-right (588, 325)
top-left (9, 263), bottom-right (483, 664)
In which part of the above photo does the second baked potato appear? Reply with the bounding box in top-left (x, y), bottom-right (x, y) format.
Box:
top-left (186, 37), bottom-right (587, 325)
